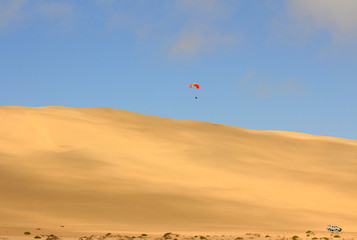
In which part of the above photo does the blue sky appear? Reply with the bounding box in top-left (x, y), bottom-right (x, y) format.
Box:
top-left (1, 0), bottom-right (356, 140)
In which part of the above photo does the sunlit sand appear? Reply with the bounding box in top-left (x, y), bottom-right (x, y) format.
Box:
top-left (0, 106), bottom-right (356, 239)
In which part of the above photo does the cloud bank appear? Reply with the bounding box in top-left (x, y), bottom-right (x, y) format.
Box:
top-left (284, 0), bottom-right (357, 42)
top-left (0, 0), bottom-right (74, 31)
top-left (239, 70), bottom-right (306, 98)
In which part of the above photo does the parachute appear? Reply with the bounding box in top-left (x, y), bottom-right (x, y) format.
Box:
top-left (190, 83), bottom-right (200, 99)
top-left (190, 83), bottom-right (200, 89)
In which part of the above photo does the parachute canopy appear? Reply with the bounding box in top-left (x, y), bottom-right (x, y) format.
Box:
top-left (190, 83), bottom-right (200, 89)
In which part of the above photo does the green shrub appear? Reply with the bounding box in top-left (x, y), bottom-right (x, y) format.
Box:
top-left (292, 236), bottom-right (299, 240)
top-left (200, 236), bottom-right (206, 240)
top-left (142, 234), bottom-right (148, 237)
top-left (24, 232), bottom-right (31, 235)
top-left (163, 233), bottom-right (172, 239)
top-left (333, 236), bottom-right (340, 238)
top-left (265, 236), bottom-right (271, 238)
top-left (46, 234), bottom-right (59, 240)
top-left (323, 237), bottom-right (329, 240)
top-left (106, 233), bottom-right (111, 237)
top-left (34, 236), bottom-right (41, 239)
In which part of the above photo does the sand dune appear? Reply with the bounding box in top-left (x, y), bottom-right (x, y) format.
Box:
top-left (0, 106), bottom-right (356, 234)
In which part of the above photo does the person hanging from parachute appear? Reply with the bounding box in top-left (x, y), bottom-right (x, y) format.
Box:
top-left (190, 83), bottom-right (199, 99)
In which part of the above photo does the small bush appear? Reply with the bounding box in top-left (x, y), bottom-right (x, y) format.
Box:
top-left (333, 236), bottom-right (340, 238)
top-left (142, 234), bottom-right (148, 237)
top-left (46, 234), bottom-right (60, 240)
top-left (34, 236), bottom-right (41, 239)
top-left (200, 236), bottom-right (206, 240)
top-left (292, 236), bottom-right (299, 240)
top-left (312, 237), bottom-right (318, 240)
top-left (235, 237), bottom-right (243, 240)
top-left (265, 236), bottom-right (271, 238)
top-left (106, 233), bottom-right (111, 237)
top-left (24, 232), bottom-right (31, 235)
top-left (323, 237), bottom-right (329, 240)
top-left (164, 233), bottom-right (171, 237)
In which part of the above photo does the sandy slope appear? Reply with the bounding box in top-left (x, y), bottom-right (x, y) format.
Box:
top-left (0, 106), bottom-right (356, 234)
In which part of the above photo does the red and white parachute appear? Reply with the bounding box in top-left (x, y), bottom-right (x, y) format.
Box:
top-left (190, 83), bottom-right (200, 99)
top-left (190, 83), bottom-right (200, 89)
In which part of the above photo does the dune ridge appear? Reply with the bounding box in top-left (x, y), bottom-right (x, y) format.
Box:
top-left (0, 106), bottom-right (356, 233)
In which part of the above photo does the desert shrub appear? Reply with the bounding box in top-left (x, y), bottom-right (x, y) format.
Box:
top-left (312, 237), bottom-right (318, 240)
top-left (265, 236), bottom-right (271, 238)
top-left (200, 236), bottom-right (206, 240)
top-left (333, 236), bottom-right (340, 238)
top-left (292, 236), bottom-right (299, 240)
top-left (323, 237), bottom-right (329, 240)
top-left (46, 234), bottom-right (59, 240)
top-left (106, 233), bottom-right (111, 237)
top-left (142, 234), bottom-right (148, 237)
top-left (163, 233), bottom-right (172, 239)
top-left (235, 237), bottom-right (243, 240)
top-left (34, 236), bottom-right (41, 239)
top-left (25, 232), bottom-right (31, 235)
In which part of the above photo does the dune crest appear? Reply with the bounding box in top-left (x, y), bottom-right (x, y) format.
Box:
top-left (0, 106), bottom-right (356, 232)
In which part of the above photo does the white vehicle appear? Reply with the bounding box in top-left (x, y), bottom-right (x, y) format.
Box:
top-left (327, 225), bottom-right (342, 232)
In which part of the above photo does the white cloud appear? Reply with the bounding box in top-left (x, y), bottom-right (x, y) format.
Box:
top-left (36, 0), bottom-right (74, 27)
top-left (94, 0), bottom-right (241, 59)
top-left (0, 0), bottom-right (28, 29)
top-left (169, 0), bottom-right (240, 57)
top-left (239, 70), bottom-right (306, 98)
top-left (280, 77), bottom-right (305, 95)
top-left (170, 25), bottom-right (238, 57)
top-left (174, 0), bottom-right (232, 20)
top-left (286, 0), bottom-right (357, 41)
top-left (0, 0), bottom-right (74, 31)
top-left (94, 0), bottom-right (159, 40)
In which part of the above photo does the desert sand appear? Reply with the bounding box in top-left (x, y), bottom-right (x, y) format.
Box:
top-left (0, 106), bottom-right (356, 239)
